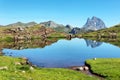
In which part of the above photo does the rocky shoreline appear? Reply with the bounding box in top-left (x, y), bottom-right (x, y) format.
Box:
top-left (69, 60), bottom-right (105, 80)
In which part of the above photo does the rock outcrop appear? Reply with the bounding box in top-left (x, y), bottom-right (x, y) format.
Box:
top-left (70, 27), bottom-right (81, 34)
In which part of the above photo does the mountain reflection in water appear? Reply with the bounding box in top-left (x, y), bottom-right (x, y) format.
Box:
top-left (0, 38), bottom-right (60, 50)
top-left (2, 38), bottom-right (120, 68)
top-left (0, 38), bottom-right (103, 50)
top-left (85, 39), bottom-right (102, 48)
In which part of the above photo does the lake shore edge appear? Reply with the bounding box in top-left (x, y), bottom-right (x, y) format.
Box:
top-left (0, 55), bottom-right (97, 80)
top-left (0, 55), bottom-right (119, 79)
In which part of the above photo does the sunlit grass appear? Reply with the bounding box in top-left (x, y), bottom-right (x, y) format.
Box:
top-left (0, 56), bottom-right (96, 80)
top-left (86, 58), bottom-right (120, 80)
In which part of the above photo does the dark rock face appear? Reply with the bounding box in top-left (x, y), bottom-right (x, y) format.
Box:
top-left (63, 25), bottom-right (73, 33)
top-left (70, 27), bottom-right (81, 34)
top-left (65, 25), bottom-right (72, 29)
top-left (83, 16), bottom-right (106, 31)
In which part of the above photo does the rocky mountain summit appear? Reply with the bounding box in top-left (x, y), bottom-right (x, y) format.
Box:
top-left (1, 17), bottom-right (107, 34)
top-left (70, 27), bottom-right (81, 34)
top-left (83, 16), bottom-right (106, 31)
top-left (40, 21), bottom-right (72, 33)
top-left (40, 21), bottom-right (64, 28)
top-left (1, 21), bottom-right (72, 33)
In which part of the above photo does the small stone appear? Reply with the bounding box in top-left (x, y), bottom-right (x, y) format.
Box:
top-left (20, 62), bottom-right (26, 65)
top-left (22, 70), bottom-right (25, 73)
top-left (93, 58), bottom-right (97, 60)
top-left (15, 71), bottom-right (17, 73)
top-left (29, 77), bottom-right (33, 80)
top-left (30, 66), bottom-right (34, 70)
top-left (15, 62), bottom-right (21, 65)
top-left (0, 66), bottom-right (8, 70)
top-left (84, 66), bottom-right (89, 70)
top-left (21, 57), bottom-right (28, 61)
top-left (77, 67), bottom-right (84, 71)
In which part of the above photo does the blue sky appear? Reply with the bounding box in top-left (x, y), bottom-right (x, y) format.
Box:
top-left (0, 0), bottom-right (120, 27)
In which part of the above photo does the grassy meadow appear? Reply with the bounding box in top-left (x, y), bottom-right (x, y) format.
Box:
top-left (0, 56), bottom-right (97, 80)
top-left (86, 58), bottom-right (120, 80)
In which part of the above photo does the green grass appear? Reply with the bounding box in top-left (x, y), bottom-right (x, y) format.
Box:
top-left (48, 32), bottom-right (67, 38)
top-left (86, 58), bottom-right (120, 80)
top-left (79, 24), bottom-right (120, 47)
top-left (4, 36), bottom-right (14, 42)
top-left (0, 56), bottom-right (97, 80)
top-left (0, 25), bottom-right (68, 42)
top-left (80, 24), bottom-right (120, 38)
top-left (0, 36), bottom-right (14, 42)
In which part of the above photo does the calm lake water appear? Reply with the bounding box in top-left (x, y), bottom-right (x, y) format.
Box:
top-left (2, 38), bottom-right (120, 68)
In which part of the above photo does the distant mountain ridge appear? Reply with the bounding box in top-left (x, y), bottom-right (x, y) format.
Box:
top-left (6, 22), bottom-right (37, 27)
top-left (1, 21), bottom-right (73, 33)
top-left (1, 17), bottom-right (107, 34)
top-left (40, 21), bottom-right (64, 28)
top-left (40, 21), bottom-right (72, 33)
top-left (69, 16), bottom-right (107, 34)
top-left (82, 16), bottom-right (106, 31)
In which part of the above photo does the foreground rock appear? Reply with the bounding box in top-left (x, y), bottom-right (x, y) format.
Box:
top-left (0, 56), bottom-right (96, 80)
top-left (0, 66), bottom-right (8, 70)
top-left (70, 66), bottom-right (89, 71)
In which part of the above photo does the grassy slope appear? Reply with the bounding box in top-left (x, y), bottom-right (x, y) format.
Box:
top-left (86, 58), bottom-right (120, 80)
top-left (0, 56), bottom-right (96, 80)
top-left (79, 24), bottom-right (120, 47)
top-left (81, 24), bottom-right (120, 37)
top-left (48, 32), bottom-right (67, 38)
top-left (0, 25), bottom-right (68, 42)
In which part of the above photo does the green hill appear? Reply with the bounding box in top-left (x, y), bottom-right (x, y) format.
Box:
top-left (78, 24), bottom-right (120, 47)
top-left (0, 24), bottom-right (68, 42)
top-left (81, 24), bottom-right (120, 38)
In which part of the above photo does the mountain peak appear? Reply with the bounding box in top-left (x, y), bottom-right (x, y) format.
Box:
top-left (83, 16), bottom-right (106, 31)
top-left (92, 16), bottom-right (97, 19)
top-left (16, 22), bottom-right (22, 24)
top-left (87, 18), bottom-right (90, 22)
top-left (48, 20), bottom-right (54, 23)
top-left (40, 21), bottom-right (63, 28)
top-left (65, 24), bottom-right (72, 29)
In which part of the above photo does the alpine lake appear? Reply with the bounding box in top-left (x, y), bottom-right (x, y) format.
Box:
top-left (1, 38), bottom-right (120, 68)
